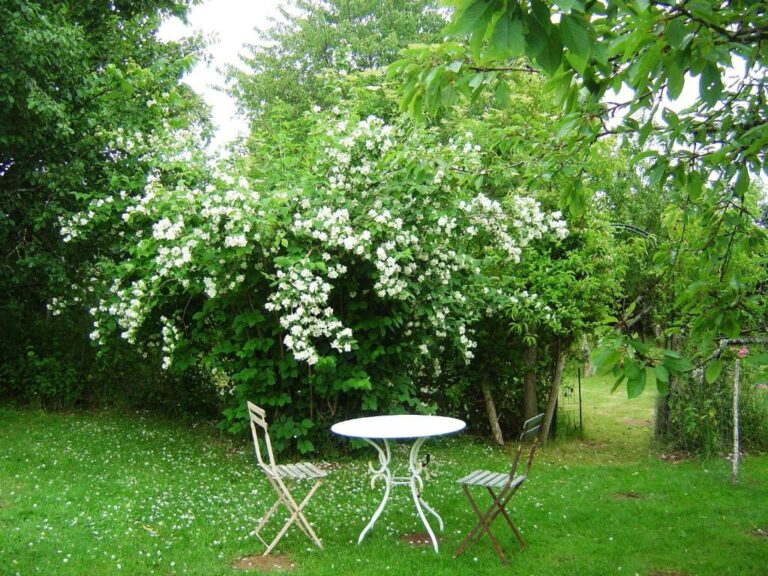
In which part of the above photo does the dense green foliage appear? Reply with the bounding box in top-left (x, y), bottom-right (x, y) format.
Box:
top-left (398, 0), bottom-right (768, 376)
top-left (2, 0), bottom-right (765, 454)
top-left (0, 0), bottom-right (210, 408)
top-left (228, 0), bottom-right (447, 116)
top-left (59, 74), bottom-right (575, 449)
top-left (396, 0), bottom-right (768, 448)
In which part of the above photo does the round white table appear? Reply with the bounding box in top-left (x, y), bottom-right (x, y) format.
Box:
top-left (331, 414), bottom-right (466, 552)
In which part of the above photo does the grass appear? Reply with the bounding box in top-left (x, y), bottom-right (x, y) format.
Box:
top-left (1, 375), bottom-right (767, 575)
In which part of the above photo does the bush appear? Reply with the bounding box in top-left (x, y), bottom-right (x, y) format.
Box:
top-left (662, 361), bottom-right (768, 455)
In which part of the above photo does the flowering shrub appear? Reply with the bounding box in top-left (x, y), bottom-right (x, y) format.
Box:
top-left (59, 107), bottom-right (568, 450)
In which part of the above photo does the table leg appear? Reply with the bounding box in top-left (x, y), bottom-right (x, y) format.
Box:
top-left (357, 438), bottom-right (392, 544)
top-left (408, 437), bottom-right (443, 553)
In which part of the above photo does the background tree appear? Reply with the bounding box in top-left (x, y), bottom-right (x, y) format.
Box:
top-left (0, 0), bottom-right (209, 408)
top-left (396, 0), bottom-right (768, 400)
top-left (227, 0), bottom-right (447, 119)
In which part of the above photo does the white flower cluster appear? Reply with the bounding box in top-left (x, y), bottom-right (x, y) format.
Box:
top-left (61, 104), bottom-right (571, 375)
top-left (457, 324), bottom-right (477, 362)
top-left (508, 290), bottom-right (557, 324)
top-left (460, 194), bottom-right (568, 263)
top-left (264, 265), bottom-right (354, 365)
top-left (160, 316), bottom-right (180, 370)
top-left (509, 197), bottom-right (569, 243)
top-left (88, 278), bottom-right (150, 345)
top-left (65, 168), bottom-right (268, 362)
top-left (321, 115), bottom-right (397, 194)
top-left (293, 207), bottom-right (368, 254)
top-left (60, 196), bottom-right (118, 243)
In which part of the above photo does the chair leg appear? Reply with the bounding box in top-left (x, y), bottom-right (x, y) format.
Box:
top-left (287, 480), bottom-right (324, 547)
top-left (261, 478), bottom-right (324, 555)
top-left (253, 495), bottom-right (283, 545)
top-left (454, 486), bottom-right (510, 564)
top-left (487, 488), bottom-right (526, 549)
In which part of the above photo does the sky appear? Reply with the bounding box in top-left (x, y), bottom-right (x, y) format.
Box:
top-left (159, 0), bottom-right (286, 148)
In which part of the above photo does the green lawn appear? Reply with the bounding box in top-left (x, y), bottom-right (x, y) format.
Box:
top-left (1, 376), bottom-right (767, 575)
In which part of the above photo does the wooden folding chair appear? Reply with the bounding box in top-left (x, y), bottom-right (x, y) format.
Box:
top-left (453, 413), bottom-right (544, 564)
top-left (247, 401), bottom-right (327, 555)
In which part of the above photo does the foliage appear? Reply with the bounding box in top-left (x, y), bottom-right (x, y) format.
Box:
top-left (58, 73), bottom-right (571, 450)
top-left (661, 347), bottom-right (768, 454)
top-left (228, 0), bottom-right (447, 118)
top-left (396, 0), bottom-right (768, 401)
top-left (0, 0), bottom-right (207, 407)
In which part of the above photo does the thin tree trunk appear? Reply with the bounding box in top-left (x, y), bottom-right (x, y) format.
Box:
top-left (654, 334), bottom-right (678, 437)
top-left (654, 393), bottom-right (670, 436)
top-left (732, 357), bottom-right (741, 484)
top-left (580, 333), bottom-right (591, 377)
top-left (481, 379), bottom-right (504, 446)
top-left (522, 344), bottom-right (538, 421)
top-left (541, 338), bottom-right (567, 443)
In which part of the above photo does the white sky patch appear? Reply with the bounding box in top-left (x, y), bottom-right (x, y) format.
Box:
top-left (159, 0), bottom-right (286, 149)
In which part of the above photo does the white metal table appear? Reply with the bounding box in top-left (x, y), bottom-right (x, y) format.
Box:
top-left (331, 414), bottom-right (466, 552)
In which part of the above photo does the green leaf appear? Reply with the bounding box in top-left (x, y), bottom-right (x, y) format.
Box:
top-left (555, 112), bottom-right (581, 138)
top-left (663, 354), bottom-right (694, 374)
top-left (665, 17), bottom-right (686, 49)
top-left (447, 0), bottom-right (497, 36)
top-left (487, 9), bottom-right (525, 60)
top-left (297, 438), bottom-right (315, 454)
top-left (624, 357), bottom-right (642, 381)
top-left (649, 159), bottom-right (668, 186)
top-left (565, 51), bottom-right (589, 75)
top-left (556, 0), bottom-right (583, 12)
top-left (593, 347), bottom-right (621, 374)
top-left (446, 60), bottom-right (463, 73)
top-left (700, 63), bottom-right (723, 107)
top-left (524, 12), bottom-right (547, 57)
top-left (687, 170), bottom-right (703, 201)
top-left (655, 364), bottom-right (669, 383)
top-left (742, 352), bottom-right (768, 367)
top-left (734, 166), bottom-right (750, 196)
top-left (536, 31), bottom-right (563, 75)
top-left (627, 367), bottom-right (647, 399)
top-left (559, 14), bottom-right (592, 60)
top-left (494, 79), bottom-right (511, 107)
top-left (656, 374), bottom-right (669, 396)
top-left (631, 149), bottom-right (659, 164)
top-left (611, 372), bottom-right (626, 393)
top-left (664, 57), bottom-right (684, 100)
top-left (629, 338), bottom-right (649, 355)
top-left (531, 0), bottom-right (553, 26)
top-left (705, 359), bottom-right (723, 384)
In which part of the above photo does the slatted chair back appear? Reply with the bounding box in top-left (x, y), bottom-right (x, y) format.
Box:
top-left (506, 413), bottom-right (543, 486)
top-left (247, 401), bottom-right (277, 473)
top-left (516, 412), bottom-right (544, 477)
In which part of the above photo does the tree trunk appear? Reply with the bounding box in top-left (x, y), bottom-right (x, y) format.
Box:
top-left (580, 333), bottom-right (591, 377)
top-left (654, 392), bottom-right (670, 436)
top-left (481, 379), bottom-right (504, 446)
top-left (732, 357), bottom-right (741, 484)
top-left (522, 344), bottom-right (538, 421)
top-left (541, 338), bottom-right (567, 443)
top-left (654, 334), bottom-right (677, 437)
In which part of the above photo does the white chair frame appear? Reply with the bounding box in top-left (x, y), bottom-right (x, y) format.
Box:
top-left (247, 401), bottom-right (326, 554)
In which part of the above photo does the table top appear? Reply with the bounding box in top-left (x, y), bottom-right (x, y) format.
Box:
top-left (331, 414), bottom-right (466, 439)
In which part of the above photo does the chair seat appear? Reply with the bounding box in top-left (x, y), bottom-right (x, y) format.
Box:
top-left (458, 470), bottom-right (525, 490)
top-left (265, 462), bottom-right (327, 480)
